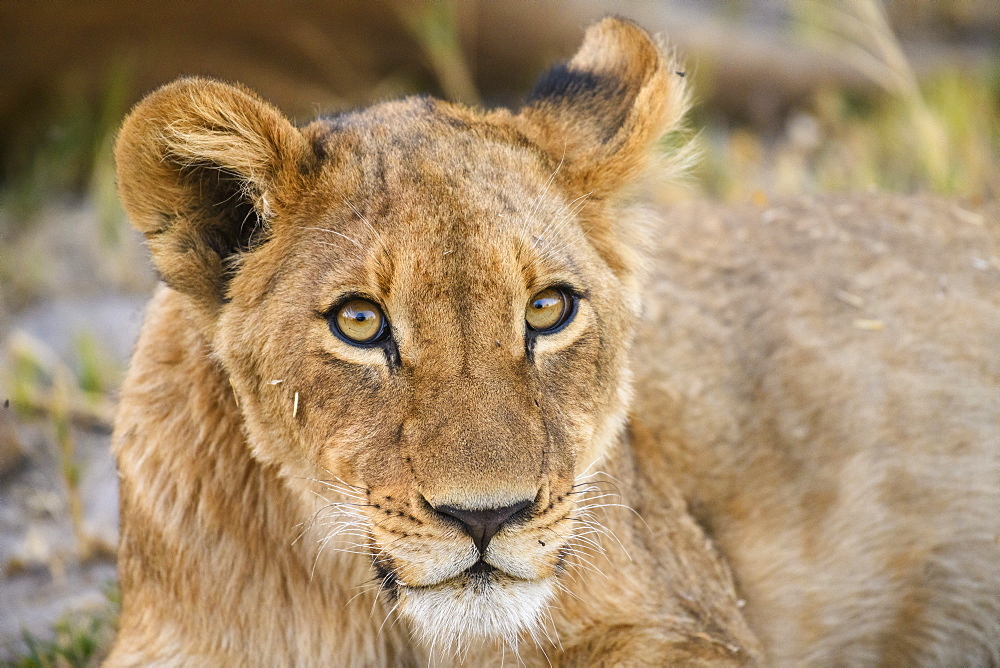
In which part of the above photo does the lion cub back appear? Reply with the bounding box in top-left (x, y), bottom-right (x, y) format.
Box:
top-left (633, 193), bottom-right (1000, 665)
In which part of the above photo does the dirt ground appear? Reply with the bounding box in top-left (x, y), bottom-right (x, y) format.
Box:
top-left (0, 201), bottom-right (154, 660)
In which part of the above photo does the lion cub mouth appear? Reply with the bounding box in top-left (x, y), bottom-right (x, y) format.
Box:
top-left (465, 560), bottom-right (496, 576)
top-left (397, 558), bottom-right (531, 592)
top-left (395, 565), bottom-right (557, 650)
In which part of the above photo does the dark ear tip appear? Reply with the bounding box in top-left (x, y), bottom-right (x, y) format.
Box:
top-left (515, 16), bottom-right (688, 196)
top-left (526, 19), bottom-right (663, 110)
top-left (526, 62), bottom-right (622, 107)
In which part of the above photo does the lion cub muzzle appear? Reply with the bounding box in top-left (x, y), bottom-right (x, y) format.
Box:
top-left (373, 485), bottom-right (567, 650)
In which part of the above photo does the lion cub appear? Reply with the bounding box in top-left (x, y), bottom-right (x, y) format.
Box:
top-left (109, 17), bottom-right (999, 665)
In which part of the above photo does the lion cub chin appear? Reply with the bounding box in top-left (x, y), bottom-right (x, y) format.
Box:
top-left (400, 575), bottom-right (556, 653)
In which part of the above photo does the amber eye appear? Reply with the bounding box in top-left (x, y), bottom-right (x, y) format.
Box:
top-left (525, 287), bottom-right (573, 333)
top-left (332, 298), bottom-right (387, 345)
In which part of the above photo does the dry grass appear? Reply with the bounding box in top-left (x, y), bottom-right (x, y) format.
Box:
top-left (7, 583), bottom-right (119, 668)
top-left (688, 0), bottom-right (999, 202)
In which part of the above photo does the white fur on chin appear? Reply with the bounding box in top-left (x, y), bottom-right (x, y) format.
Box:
top-left (399, 574), bottom-right (556, 656)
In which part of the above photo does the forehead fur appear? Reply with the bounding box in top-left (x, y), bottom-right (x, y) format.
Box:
top-left (275, 97), bottom-right (596, 299)
top-left (301, 97), bottom-right (557, 221)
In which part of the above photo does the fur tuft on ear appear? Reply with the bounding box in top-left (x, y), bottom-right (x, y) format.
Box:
top-left (115, 77), bottom-right (307, 306)
top-left (516, 17), bottom-right (689, 198)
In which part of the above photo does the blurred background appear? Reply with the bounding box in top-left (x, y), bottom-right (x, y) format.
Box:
top-left (0, 0), bottom-right (997, 663)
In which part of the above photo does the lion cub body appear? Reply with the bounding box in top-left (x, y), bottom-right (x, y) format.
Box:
top-left (109, 18), bottom-right (999, 666)
top-left (636, 195), bottom-right (1000, 664)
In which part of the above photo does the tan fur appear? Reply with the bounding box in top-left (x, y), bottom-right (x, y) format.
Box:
top-left (632, 195), bottom-right (1000, 665)
top-left (108, 17), bottom-right (999, 666)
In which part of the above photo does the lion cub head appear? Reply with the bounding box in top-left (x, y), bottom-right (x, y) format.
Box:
top-left (116, 18), bottom-right (686, 650)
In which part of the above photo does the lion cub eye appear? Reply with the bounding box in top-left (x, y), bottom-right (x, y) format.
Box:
top-left (331, 298), bottom-right (388, 345)
top-left (526, 287), bottom-right (574, 333)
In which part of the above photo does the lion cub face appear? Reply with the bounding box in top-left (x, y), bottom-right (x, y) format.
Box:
top-left (115, 18), bottom-right (686, 649)
top-left (217, 103), bottom-right (635, 644)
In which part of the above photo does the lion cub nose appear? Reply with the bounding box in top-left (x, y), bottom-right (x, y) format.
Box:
top-left (434, 499), bottom-right (533, 554)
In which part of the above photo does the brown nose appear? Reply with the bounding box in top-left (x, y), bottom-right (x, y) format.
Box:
top-left (434, 499), bottom-right (533, 554)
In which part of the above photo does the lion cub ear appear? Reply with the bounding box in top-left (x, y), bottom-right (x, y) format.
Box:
top-left (516, 17), bottom-right (688, 197)
top-left (115, 78), bottom-right (308, 306)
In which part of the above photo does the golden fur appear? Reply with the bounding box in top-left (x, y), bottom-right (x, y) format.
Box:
top-left (108, 17), bottom-right (999, 665)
